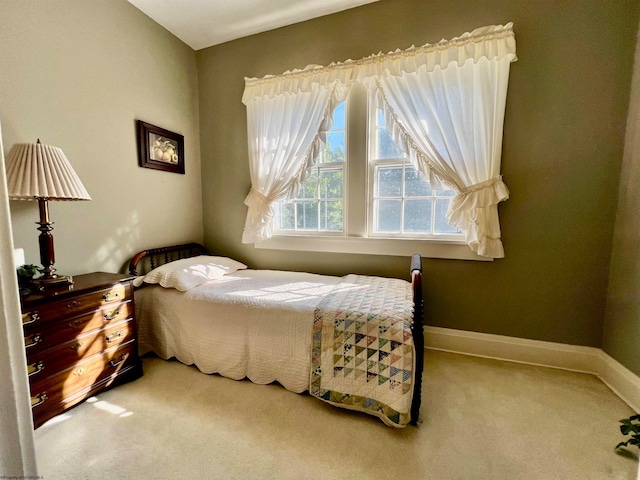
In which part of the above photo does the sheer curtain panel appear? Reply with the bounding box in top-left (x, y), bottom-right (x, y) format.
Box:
top-left (242, 82), bottom-right (347, 243)
top-left (242, 24), bottom-right (516, 256)
top-left (0, 119), bottom-right (38, 476)
top-left (371, 50), bottom-right (514, 258)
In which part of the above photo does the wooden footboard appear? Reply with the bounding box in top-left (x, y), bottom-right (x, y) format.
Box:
top-left (410, 253), bottom-right (424, 425)
top-left (128, 242), bottom-right (424, 425)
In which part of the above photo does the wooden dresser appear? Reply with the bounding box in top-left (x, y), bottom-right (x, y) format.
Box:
top-left (21, 272), bottom-right (142, 428)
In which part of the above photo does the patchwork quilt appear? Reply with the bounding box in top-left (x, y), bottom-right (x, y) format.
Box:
top-left (310, 274), bottom-right (415, 427)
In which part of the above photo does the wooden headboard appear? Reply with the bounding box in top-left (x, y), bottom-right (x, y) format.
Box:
top-left (128, 242), bottom-right (207, 276)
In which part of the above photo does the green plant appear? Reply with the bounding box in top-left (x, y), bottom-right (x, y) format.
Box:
top-left (17, 264), bottom-right (39, 280)
top-left (616, 414), bottom-right (640, 451)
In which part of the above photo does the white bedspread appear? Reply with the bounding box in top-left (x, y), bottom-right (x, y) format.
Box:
top-left (135, 269), bottom-right (343, 392)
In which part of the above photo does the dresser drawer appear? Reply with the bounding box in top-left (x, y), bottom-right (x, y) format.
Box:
top-left (24, 300), bottom-right (132, 355)
top-left (30, 341), bottom-right (137, 416)
top-left (21, 272), bottom-right (142, 428)
top-left (26, 319), bottom-right (136, 383)
top-left (22, 282), bottom-right (132, 328)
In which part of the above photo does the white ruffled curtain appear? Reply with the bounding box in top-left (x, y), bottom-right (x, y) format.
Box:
top-left (371, 53), bottom-right (512, 257)
top-left (242, 82), bottom-right (347, 243)
top-left (242, 23), bottom-right (516, 257)
top-left (0, 118), bottom-right (38, 476)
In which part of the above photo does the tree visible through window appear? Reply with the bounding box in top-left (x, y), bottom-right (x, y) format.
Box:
top-left (274, 102), bottom-right (346, 233)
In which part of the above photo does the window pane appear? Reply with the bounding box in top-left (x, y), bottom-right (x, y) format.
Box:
top-left (296, 201), bottom-right (318, 230)
top-left (320, 200), bottom-right (343, 231)
top-left (319, 168), bottom-right (342, 199)
top-left (434, 199), bottom-right (459, 234)
top-left (332, 102), bottom-right (346, 130)
top-left (273, 101), bottom-right (346, 234)
top-left (376, 199), bottom-right (401, 232)
top-left (405, 167), bottom-right (432, 197)
top-left (275, 202), bottom-right (294, 230)
top-left (403, 199), bottom-right (432, 233)
top-left (436, 188), bottom-right (456, 197)
top-left (377, 166), bottom-right (402, 197)
top-left (377, 127), bottom-right (405, 159)
top-left (323, 132), bottom-right (345, 163)
top-left (299, 170), bottom-right (318, 199)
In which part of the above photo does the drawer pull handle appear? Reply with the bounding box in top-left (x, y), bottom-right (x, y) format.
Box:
top-left (109, 354), bottom-right (126, 368)
top-left (23, 312), bottom-right (40, 325)
top-left (25, 334), bottom-right (42, 349)
top-left (70, 342), bottom-right (84, 351)
top-left (67, 300), bottom-right (80, 310)
top-left (103, 309), bottom-right (121, 321)
top-left (28, 360), bottom-right (45, 376)
top-left (68, 318), bottom-right (89, 329)
top-left (31, 392), bottom-right (48, 409)
top-left (105, 329), bottom-right (125, 343)
top-left (103, 291), bottom-right (120, 302)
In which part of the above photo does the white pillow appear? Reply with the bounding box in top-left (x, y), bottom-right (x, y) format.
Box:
top-left (133, 255), bottom-right (247, 291)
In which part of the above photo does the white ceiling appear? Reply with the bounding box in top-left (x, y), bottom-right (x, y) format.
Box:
top-left (127, 0), bottom-right (378, 50)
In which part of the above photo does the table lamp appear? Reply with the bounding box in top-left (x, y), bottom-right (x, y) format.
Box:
top-left (5, 140), bottom-right (91, 290)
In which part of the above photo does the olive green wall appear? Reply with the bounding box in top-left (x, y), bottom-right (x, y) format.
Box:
top-left (197, 0), bottom-right (639, 348)
top-left (603, 21), bottom-right (640, 376)
top-left (0, 0), bottom-right (203, 275)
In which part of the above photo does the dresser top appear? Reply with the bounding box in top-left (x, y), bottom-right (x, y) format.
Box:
top-left (21, 272), bottom-right (134, 308)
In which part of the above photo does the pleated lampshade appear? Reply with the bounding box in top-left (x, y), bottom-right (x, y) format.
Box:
top-left (4, 140), bottom-right (90, 289)
top-left (5, 142), bottom-right (91, 201)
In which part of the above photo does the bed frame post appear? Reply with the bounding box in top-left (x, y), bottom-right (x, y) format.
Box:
top-left (410, 253), bottom-right (424, 425)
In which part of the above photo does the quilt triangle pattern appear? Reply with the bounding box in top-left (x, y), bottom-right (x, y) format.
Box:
top-left (309, 274), bottom-right (416, 428)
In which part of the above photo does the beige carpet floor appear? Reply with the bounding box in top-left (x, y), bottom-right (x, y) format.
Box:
top-left (34, 350), bottom-right (639, 479)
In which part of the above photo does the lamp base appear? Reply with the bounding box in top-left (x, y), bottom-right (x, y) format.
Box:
top-left (31, 274), bottom-right (74, 292)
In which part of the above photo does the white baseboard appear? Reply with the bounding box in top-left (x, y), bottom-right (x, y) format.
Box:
top-left (424, 326), bottom-right (640, 413)
top-left (597, 350), bottom-right (640, 415)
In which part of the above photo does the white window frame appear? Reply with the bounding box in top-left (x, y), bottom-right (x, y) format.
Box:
top-left (260, 84), bottom-right (490, 261)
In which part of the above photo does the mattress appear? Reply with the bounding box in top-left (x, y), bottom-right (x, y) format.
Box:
top-left (135, 269), bottom-right (343, 392)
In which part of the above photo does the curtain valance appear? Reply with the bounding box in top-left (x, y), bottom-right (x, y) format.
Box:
top-left (242, 23), bottom-right (516, 104)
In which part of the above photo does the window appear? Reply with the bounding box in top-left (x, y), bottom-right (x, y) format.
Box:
top-left (369, 106), bottom-right (460, 238)
top-left (273, 88), bottom-right (462, 241)
top-left (244, 24), bottom-right (513, 259)
top-left (274, 103), bottom-right (346, 233)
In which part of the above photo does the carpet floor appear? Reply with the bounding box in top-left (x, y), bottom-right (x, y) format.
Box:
top-left (34, 350), bottom-right (639, 479)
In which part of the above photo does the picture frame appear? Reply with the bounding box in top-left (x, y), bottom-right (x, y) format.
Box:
top-left (137, 120), bottom-right (185, 174)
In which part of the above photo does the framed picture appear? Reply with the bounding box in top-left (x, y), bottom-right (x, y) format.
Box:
top-left (137, 120), bottom-right (185, 174)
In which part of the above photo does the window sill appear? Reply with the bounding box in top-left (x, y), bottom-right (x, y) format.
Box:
top-left (254, 235), bottom-right (492, 261)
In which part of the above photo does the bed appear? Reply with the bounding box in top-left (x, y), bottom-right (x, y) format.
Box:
top-left (129, 243), bottom-right (424, 427)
